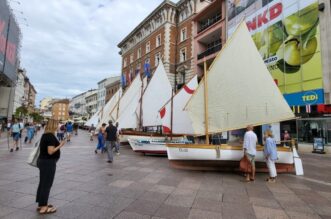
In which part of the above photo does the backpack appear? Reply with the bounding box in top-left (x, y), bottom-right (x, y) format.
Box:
top-left (60, 125), bottom-right (65, 131)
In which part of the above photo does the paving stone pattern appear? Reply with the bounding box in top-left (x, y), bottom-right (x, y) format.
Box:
top-left (0, 130), bottom-right (331, 219)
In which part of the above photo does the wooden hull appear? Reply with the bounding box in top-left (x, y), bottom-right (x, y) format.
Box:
top-left (128, 138), bottom-right (189, 155)
top-left (166, 144), bottom-right (295, 173)
top-left (119, 130), bottom-right (182, 144)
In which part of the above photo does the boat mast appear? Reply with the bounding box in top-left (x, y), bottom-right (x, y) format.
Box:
top-left (139, 73), bottom-right (144, 131)
top-left (203, 59), bottom-right (209, 144)
top-left (170, 88), bottom-right (174, 140)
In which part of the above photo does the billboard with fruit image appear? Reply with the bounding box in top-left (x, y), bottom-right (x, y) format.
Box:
top-left (227, 0), bottom-right (323, 106)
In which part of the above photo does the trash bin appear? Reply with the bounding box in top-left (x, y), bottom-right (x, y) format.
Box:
top-left (312, 137), bottom-right (326, 154)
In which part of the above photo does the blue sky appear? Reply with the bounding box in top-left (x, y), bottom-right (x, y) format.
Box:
top-left (10, 0), bottom-right (180, 106)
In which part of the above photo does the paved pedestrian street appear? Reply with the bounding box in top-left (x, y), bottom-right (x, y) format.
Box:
top-left (0, 131), bottom-right (331, 219)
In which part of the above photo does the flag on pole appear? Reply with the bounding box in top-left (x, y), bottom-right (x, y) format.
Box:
top-left (121, 74), bottom-right (126, 87)
top-left (144, 63), bottom-right (151, 78)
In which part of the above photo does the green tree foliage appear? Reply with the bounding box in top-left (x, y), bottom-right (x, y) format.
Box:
top-left (14, 106), bottom-right (28, 118)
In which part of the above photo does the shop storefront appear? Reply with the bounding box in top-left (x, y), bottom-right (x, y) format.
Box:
top-left (297, 118), bottom-right (331, 145)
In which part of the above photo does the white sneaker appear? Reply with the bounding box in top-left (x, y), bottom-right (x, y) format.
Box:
top-left (116, 152), bottom-right (120, 155)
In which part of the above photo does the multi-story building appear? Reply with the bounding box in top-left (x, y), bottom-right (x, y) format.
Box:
top-left (193, 0), bottom-right (225, 76)
top-left (24, 76), bottom-right (37, 113)
top-left (97, 76), bottom-right (121, 110)
top-left (51, 99), bottom-right (69, 121)
top-left (0, 0), bottom-right (21, 121)
top-left (69, 89), bottom-right (97, 116)
top-left (40, 97), bottom-right (53, 112)
top-left (85, 90), bottom-right (98, 118)
top-left (118, 0), bottom-right (212, 91)
top-left (105, 79), bottom-right (120, 103)
top-left (13, 69), bottom-right (26, 114)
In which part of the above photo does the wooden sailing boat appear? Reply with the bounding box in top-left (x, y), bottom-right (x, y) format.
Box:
top-left (166, 22), bottom-right (300, 172)
top-left (95, 88), bottom-right (122, 129)
top-left (127, 61), bottom-right (188, 154)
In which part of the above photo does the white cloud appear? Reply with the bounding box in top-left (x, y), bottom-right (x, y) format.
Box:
top-left (10, 0), bottom-right (180, 105)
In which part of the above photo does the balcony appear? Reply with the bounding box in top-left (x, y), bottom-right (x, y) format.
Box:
top-left (198, 13), bottom-right (221, 34)
top-left (197, 44), bottom-right (222, 60)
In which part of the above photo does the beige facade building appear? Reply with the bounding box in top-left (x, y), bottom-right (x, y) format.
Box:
top-left (85, 90), bottom-right (98, 117)
top-left (40, 97), bottom-right (53, 112)
top-left (51, 99), bottom-right (69, 121)
top-left (118, 0), bottom-right (213, 91)
top-left (24, 77), bottom-right (37, 113)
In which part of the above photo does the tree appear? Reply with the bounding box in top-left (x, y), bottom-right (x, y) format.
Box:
top-left (15, 106), bottom-right (28, 118)
top-left (29, 112), bottom-right (44, 123)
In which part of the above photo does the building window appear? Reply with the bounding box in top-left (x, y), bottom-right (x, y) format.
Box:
top-left (181, 28), bottom-right (187, 42)
top-left (146, 41), bottom-right (150, 53)
top-left (124, 58), bottom-right (127, 67)
top-left (130, 54), bottom-right (134, 63)
top-left (156, 34), bottom-right (161, 47)
top-left (155, 52), bottom-right (161, 67)
top-left (145, 57), bottom-right (150, 65)
top-left (180, 47), bottom-right (186, 62)
top-left (137, 47), bottom-right (141, 59)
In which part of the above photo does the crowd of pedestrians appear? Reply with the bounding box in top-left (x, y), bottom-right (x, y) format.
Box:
top-left (90, 121), bottom-right (120, 163)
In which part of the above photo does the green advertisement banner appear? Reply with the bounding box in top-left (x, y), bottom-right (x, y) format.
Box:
top-left (228, 0), bottom-right (324, 106)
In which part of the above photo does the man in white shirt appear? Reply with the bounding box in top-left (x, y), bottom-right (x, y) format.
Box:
top-left (243, 125), bottom-right (257, 182)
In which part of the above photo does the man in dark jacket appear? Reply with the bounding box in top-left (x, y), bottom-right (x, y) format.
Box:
top-left (105, 121), bottom-right (117, 163)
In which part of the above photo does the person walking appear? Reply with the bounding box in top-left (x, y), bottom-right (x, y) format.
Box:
top-left (95, 123), bottom-right (106, 154)
top-left (243, 125), bottom-right (257, 182)
top-left (56, 122), bottom-right (65, 141)
top-left (105, 121), bottom-right (117, 163)
top-left (89, 124), bottom-right (96, 141)
top-left (264, 130), bottom-right (278, 183)
top-left (26, 123), bottom-right (35, 144)
top-left (9, 119), bottom-right (21, 152)
top-left (66, 122), bottom-right (73, 142)
top-left (73, 123), bottom-right (78, 136)
top-left (36, 119), bottom-right (65, 214)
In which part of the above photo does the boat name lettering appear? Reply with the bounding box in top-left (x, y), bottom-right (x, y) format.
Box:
top-left (179, 148), bottom-right (188, 152)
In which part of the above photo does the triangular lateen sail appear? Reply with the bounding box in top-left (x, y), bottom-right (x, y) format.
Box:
top-left (96, 88), bottom-right (122, 129)
top-left (185, 22), bottom-right (295, 135)
top-left (159, 75), bottom-right (198, 134)
top-left (116, 75), bottom-right (143, 129)
top-left (85, 108), bottom-right (101, 127)
top-left (142, 61), bottom-right (172, 127)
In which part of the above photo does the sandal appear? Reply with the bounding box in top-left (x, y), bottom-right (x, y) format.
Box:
top-left (250, 178), bottom-right (255, 182)
top-left (39, 206), bottom-right (57, 214)
top-left (36, 204), bottom-right (53, 211)
top-left (243, 178), bottom-right (251, 183)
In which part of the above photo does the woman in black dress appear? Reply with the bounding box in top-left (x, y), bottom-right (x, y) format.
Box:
top-left (36, 119), bottom-right (65, 214)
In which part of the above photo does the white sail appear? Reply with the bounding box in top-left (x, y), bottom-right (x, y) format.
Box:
top-left (142, 61), bottom-right (172, 127)
top-left (85, 108), bottom-right (102, 127)
top-left (116, 76), bottom-right (143, 129)
top-left (96, 88), bottom-right (122, 129)
top-left (185, 22), bottom-right (295, 135)
top-left (160, 76), bottom-right (198, 134)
